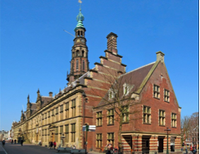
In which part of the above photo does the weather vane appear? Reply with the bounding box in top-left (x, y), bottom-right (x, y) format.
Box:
top-left (78, 0), bottom-right (82, 9)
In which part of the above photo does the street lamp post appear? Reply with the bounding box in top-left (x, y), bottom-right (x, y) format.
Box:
top-left (82, 92), bottom-right (87, 154)
top-left (164, 127), bottom-right (171, 154)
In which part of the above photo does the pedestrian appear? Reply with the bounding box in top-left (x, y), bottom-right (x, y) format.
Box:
top-left (53, 141), bottom-right (56, 149)
top-left (2, 140), bottom-right (5, 146)
top-left (21, 139), bottom-right (23, 146)
top-left (190, 145), bottom-right (193, 151)
top-left (49, 142), bottom-right (51, 149)
top-left (193, 145), bottom-right (197, 154)
top-left (185, 145), bottom-right (188, 154)
top-left (11, 139), bottom-right (13, 144)
top-left (51, 142), bottom-right (53, 148)
top-left (14, 139), bottom-right (16, 144)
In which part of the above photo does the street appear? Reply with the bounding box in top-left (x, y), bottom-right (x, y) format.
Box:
top-left (0, 143), bottom-right (57, 154)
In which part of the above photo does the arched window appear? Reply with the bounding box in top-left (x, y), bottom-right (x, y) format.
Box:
top-left (82, 50), bottom-right (84, 57)
top-left (81, 31), bottom-right (83, 36)
top-left (76, 50), bottom-right (79, 57)
top-left (76, 59), bottom-right (79, 70)
top-left (83, 60), bottom-right (85, 71)
top-left (78, 31), bottom-right (80, 36)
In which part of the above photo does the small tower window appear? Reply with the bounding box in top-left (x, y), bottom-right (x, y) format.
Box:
top-left (82, 50), bottom-right (84, 57)
top-left (76, 59), bottom-right (79, 70)
top-left (83, 60), bottom-right (85, 71)
top-left (78, 31), bottom-right (80, 36)
top-left (81, 31), bottom-right (83, 36)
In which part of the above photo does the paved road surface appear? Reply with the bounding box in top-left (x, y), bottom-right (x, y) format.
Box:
top-left (1, 143), bottom-right (57, 154)
top-left (0, 143), bottom-right (104, 154)
top-left (0, 144), bottom-right (7, 154)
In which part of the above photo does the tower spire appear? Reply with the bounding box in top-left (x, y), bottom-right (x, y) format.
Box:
top-left (67, 2), bottom-right (89, 83)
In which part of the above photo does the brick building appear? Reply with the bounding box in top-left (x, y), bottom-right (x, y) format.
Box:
top-left (12, 7), bottom-right (181, 154)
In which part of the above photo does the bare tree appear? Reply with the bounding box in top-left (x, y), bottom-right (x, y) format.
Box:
top-left (181, 112), bottom-right (199, 146)
top-left (181, 116), bottom-right (191, 143)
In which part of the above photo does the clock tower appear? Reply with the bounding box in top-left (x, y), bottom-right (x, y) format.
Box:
top-left (67, 8), bottom-right (89, 83)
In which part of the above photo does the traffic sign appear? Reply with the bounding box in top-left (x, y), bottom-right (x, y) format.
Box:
top-left (82, 125), bottom-right (96, 131)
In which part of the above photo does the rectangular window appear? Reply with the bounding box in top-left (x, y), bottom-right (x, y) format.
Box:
top-left (76, 59), bottom-right (79, 70)
top-left (143, 106), bottom-right (151, 124)
top-left (65, 102), bottom-right (69, 118)
top-left (122, 106), bottom-right (129, 123)
top-left (164, 89), bottom-right (170, 102)
top-left (56, 107), bottom-right (58, 115)
top-left (171, 113), bottom-right (177, 127)
top-left (96, 111), bottom-right (102, 126)
top-left (107, 109), bottom-right (114, 125)
top-left (83, 60), bottom-right (85, 71)
top-left (71, 99), bottom-right (76, 117)
top-left (153, 84), bottom-right (160, 99)
top-left (60, 105), bottom-right (63, 113)
top-left (159, 110), bottom-right (165, 126)
top-left (65, 124), bottom-right (69, 142)
top-left (71, 123), bottom-right (76, 142)
top-left (48, 111), bottom-right (50, 118)
top-left (96, 133), bottom-right (102, 148)
top-left (60, 125), bottom-right (63, 134)
top-left (107, 133), bottom-right (114, 145)
top-left (52, 109), bottom-right (54, 116)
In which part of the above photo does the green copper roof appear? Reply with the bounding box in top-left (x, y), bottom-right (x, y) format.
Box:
top-left (74, 9), bottom-right (85, 31)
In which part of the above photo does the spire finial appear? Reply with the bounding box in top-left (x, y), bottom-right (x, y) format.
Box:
top-left (75, 0), bottom-right (85, 31)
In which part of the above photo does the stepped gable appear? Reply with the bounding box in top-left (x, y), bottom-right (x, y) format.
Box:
top-left (83, 32), bottom-right (126, 105)
top-left (96, 62), bottom-right (156, 107)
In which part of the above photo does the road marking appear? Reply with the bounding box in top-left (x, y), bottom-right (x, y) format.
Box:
top-left (1, 145), bottom-right (8, 154)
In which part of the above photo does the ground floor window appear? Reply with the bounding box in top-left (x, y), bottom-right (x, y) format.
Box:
top-left (65, 124), bottom-right (69, 142)
top-left (96, 133), bottom-right (102, 148)
top-left (107, 133), bottom-right (114, 146)
top-left (55, 127), bottom-right (58, 141)
top-left (71, 123), bottom-right (76, 142)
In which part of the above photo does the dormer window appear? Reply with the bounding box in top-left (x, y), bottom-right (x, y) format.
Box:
top-left (108, 89), bottom-right (116, 100)
top-left (123, 83), bottom-right (129, 95)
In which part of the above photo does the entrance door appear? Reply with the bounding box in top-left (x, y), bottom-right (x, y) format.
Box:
top-left (142, 136), bottom-right (150, 154)
top-left (158, 137), bottom-right (164, 152)
top-left (51, 133), bottom-right (55, 142)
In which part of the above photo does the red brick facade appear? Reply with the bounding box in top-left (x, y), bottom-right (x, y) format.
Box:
top-left (78, 32), bottom-right (182, 154)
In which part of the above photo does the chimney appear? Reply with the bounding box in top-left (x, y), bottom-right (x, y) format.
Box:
top-left (106, 32), bottom-right (118, 54)
top-left (156, 51), bottom-right (165, 62)
top-left (49, 92), bottom-right (53, 97)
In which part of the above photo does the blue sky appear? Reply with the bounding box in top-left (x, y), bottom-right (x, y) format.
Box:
top-left (0, 0), bottom-right (198, 131)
